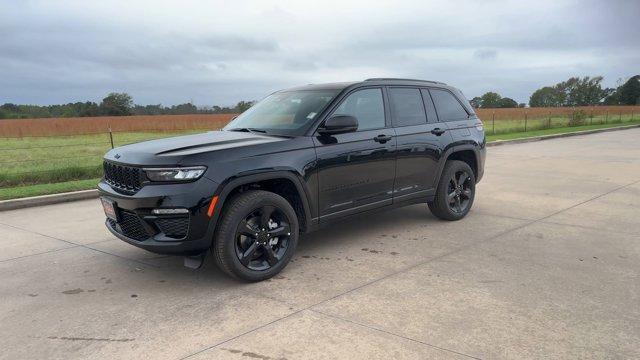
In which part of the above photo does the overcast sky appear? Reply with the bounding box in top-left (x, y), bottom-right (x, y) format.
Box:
top-left (1, 0), bottom-right (638, 106)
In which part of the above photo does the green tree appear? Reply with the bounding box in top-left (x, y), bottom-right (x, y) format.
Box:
top-left (100, 92), bottom-right (133, 116)
top-left (469, 97), bottom-right (482, 108)
top-left (556, 76), bottom-right (611, 106)
top-left (479, 92), bottom-right (502, 108)
top-left (531, 76), bottom-right (611, 107)
top-left (235, 100), bottom-right (255, 113)
top-left (529, 86), bottom-right (564, 107)
top-left (498, 97), bottom-right (518, 108)
top-left (606, 75), bottom-right (640, 105)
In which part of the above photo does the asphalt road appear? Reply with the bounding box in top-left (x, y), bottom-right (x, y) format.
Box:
top-left (1, 129), bottom-right (639, 359)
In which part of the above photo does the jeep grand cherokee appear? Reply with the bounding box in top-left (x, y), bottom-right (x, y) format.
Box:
top-left (99, 78), bottom-right (486, 281)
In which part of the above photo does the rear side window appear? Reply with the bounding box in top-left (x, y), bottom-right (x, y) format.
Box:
top-left (430, 89), bottom-right (469, 122)
top-left (333, 88), bottom-right (385, 131)
top-left (388, 88), bottom-right (427, 127)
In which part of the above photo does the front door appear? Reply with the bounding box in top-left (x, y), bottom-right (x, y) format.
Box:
top-left (313, 87), bottom-right (396, 221)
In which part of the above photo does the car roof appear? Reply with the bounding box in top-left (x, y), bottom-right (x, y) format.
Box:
top-left (281, 78), bottom-right (450, 92)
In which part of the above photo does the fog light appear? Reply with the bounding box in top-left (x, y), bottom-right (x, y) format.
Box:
top-left (152, 208), bottom-right (189, 215)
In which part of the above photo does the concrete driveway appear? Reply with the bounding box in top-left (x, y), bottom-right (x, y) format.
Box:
top-left (1, 129), bottom-right (639, 359)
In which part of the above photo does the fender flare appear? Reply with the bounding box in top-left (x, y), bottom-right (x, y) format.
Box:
top-left (434, 144), bottom-right (481, 185)
top-left (207, 170), bottom-right (315, 235)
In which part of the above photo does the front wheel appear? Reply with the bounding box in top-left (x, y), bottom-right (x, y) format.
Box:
top-left (213, 190), bottom-right (299, 281)
top-left (428, 160), bottom-right (476, 221)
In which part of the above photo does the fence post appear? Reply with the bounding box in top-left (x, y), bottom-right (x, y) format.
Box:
top-left (619, 111), bottom-right (622, 122)
top-left (524, 111), bottom-right (528, 132)
top-left (590, 109), bottom-right (594, 125)
top-left (492, 111), bottom-right (495, 134)
top-left (605, 110), bottom-right (608, 124)
top-left (570, 109), bottom-right (574, 126)
top-left (108, 127), bottom-right (114, 149)
top-left (548, 111), bottom-right (551, 129)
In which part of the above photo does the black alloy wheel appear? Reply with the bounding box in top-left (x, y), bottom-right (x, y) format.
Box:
top-left (235, 205), bottom-right (292, 271)
top-left (447, 170), bottom-right (472, 214)
top-left (428, 160), bottom-right (476, 221)
top-left (213, 190), bottom-right (299, 282)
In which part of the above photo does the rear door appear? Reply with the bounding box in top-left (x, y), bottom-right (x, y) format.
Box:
top-left (389, 87), bottom-right (452, 201)
top-left (428, 88), bottom-right (474, 142)
top-left (313, 87), bottom-right (396, 221)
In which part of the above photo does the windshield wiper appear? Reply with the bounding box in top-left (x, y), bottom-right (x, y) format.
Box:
top-left (227, 127), bottom-right (268, 134)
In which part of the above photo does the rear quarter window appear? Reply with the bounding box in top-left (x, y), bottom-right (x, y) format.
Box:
top-left (429, 89), bottom-right (469, 122)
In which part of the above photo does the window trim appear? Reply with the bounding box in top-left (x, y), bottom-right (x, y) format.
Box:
top-left (419, 88), bottom-right (439, 124)
top-left (386, 86), bottom-right (429, 128)
top-left (313, 86), bottom-right (389, 134)
top-left (427, 87), bottom-right (471, 122)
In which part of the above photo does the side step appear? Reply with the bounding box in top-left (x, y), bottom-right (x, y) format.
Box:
top-left (183, 253), bottom-right (206, 269)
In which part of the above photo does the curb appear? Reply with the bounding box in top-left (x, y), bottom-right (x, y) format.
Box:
top-left (1, 123), bottom-right (639, 211)
top-left (486, 123), bottom-right (640, 147)
top-left (0, 189), bottom-right (99, 211)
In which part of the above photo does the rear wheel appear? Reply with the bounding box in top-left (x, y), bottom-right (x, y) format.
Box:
top-left (428, 160), bottom-right (476, 221)
top-left (213, 190), bottom-right (299, 281)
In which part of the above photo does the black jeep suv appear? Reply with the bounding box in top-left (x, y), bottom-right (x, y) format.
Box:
top-left (99, 78), bottom-right (485, 281)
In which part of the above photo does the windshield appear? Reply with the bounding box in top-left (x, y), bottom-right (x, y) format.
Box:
top-left (223, 90), bottom-right (340, 136)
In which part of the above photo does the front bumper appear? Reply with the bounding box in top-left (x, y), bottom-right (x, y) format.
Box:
top-left (98, 177), bottom-right (220, 256)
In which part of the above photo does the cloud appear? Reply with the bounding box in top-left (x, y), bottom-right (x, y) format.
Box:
top-left (474, 49), bottom-right (498, 61)
top-left (0, 0), bottom-right (638, 105)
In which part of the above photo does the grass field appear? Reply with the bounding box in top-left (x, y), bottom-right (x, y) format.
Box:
top-left (1, 112), bottom-right (639, 200)
top-left (0, 130), bottom-right (209, 188)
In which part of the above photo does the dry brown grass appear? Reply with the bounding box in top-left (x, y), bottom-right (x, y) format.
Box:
top-left (2, 106), bottom-right (640, 137)
top-left (475, 106), bottom-right (640, 121)
top-left (0, 114), bottom-right (237, 137)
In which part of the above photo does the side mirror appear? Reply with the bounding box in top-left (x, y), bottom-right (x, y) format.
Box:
top-left (318, 115), bottom-right (358, 135)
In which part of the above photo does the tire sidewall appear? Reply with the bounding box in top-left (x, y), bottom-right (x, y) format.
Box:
top-left (436, 161), bottom-right (476, 220)
top-left (216, 191), bottom-right (299, 281)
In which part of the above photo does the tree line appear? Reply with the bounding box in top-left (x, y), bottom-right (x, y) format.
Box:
top-left (469, 74), bottom-right (639, 109)
top-left (1, 75), bottom-right (638, 118)
top-left (0, 92), bottom-right (255, 119)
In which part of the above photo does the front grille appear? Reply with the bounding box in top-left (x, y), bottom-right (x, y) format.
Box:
top-left (155, 217), bottom-right (189, 239)
top-left (108, 211), bottom-right (151, 241)
top-left (103, 161), bottom-right (144, 194)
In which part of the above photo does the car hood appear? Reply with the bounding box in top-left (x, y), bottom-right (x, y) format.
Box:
top-left (103, 130), bottom-right (285, 165)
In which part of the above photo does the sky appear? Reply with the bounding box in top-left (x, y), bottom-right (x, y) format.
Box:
top-left (1, 0), bottom-right (638, 106)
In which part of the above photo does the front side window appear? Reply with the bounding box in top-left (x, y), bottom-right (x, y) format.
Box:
top-left (430, 89), bottom-right (469, 122)
top-left (389, 88), bottom-right (427, 127)
top-left (224, 90), bottom-right (339, 136)
top-left (332, 88), bottom-right (385, 131)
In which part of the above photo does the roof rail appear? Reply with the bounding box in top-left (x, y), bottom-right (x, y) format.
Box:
top-left (364, 78), bottom-right (446, 85)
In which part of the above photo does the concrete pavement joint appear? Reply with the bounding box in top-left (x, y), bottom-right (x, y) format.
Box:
top-left (0, 237), bottom-right (115, 264)
top-left (0, 221), bottom-right (160, 268)
top-left (539, 220), bottom-right (640, 238)
top-left (0, 246), bottom-right (78, 264)
top-left (309, 309), bottom-right (481, 359)
top-left (179, 309), bottom-right (307, 359)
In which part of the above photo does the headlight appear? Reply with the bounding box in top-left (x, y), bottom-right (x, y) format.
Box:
top-left (144, 166), bottom-right (207, 182)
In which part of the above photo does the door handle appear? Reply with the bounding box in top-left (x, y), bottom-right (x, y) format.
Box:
top-left (431, 128), bottom-right (446, 136)
top-left (373, 134), bottom-right (392, 143)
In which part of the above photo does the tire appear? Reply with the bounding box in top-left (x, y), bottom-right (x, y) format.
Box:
top-left (428, 160), bottom-right (476, 221)
top-left (212, 190), bottom-right (299, 282)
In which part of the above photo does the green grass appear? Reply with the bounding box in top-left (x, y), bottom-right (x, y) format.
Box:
top-left (486, 118), bottom-right (640, 142)
top-left (0, 178), bottom-right (101, 200)
top-left (0, 130), bottom-right (201, 188)
top-left (1, 115), bottom-right (639, 200)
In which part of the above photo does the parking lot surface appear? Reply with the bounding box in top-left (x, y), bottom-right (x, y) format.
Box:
top-left (1, 129), bottom-right (639, 359)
